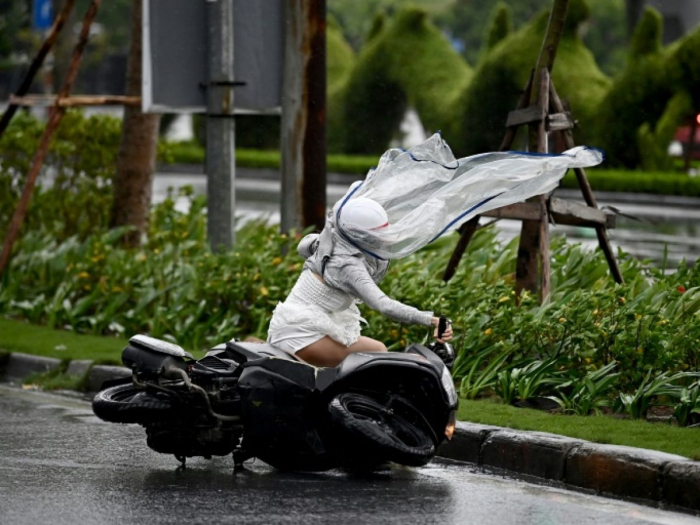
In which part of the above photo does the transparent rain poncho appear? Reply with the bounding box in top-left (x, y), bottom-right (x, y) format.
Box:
top-left (334, 133), bottom-right (604, 260)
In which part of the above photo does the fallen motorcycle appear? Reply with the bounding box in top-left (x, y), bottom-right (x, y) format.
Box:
top-left (92, 325), bottom-right (458, 471)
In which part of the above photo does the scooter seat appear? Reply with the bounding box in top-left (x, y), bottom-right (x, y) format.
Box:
top-left (229, 341), bottom-right (303, 363)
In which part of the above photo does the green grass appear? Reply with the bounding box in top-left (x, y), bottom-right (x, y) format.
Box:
top-left (0, 317), bottom-right (208, 366)
top-left (0, 317), bottom-right (128, 365)
top-left (165, 141), bottom-right (378, 175)
top-left (23, 368), bottom-right (90, 391)
top-left (458, 399), bottom-right (700, 460)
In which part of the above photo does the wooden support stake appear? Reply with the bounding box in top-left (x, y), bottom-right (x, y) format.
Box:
top-left (549, 81), bottom-right (624, 284)
top-left (443, 60), bottom-right (534, 284)
top-left (0, 0), bottom-right (101, 277)
top-left (443, 217), bottom-right (479, 282)
top-left (517, 67), bottom-right (551, 300)
top-left (513, 0), bottom-right (570, 301)
top-left (481, 199), bottom-right (615, 228)
top-left (0, 0), bottom-right (76, 139)
top-left (500, 71), bottom-right (535, 152)
top-left (9, 95), bottom-right (141, 107)
top-left (547, 112), bottom-right (575, 131)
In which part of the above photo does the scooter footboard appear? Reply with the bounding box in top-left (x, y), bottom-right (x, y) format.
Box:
top-left (237, 359), bottom-right (333, 470)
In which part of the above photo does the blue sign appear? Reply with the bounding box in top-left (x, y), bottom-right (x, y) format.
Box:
top-left (33, 0), bottom-right (53, 31)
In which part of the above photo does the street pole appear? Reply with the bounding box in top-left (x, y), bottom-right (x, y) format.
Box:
top-left (281, 0), bottom-right (327, 233)
top-left (206, 0), bottom-right (236, 251)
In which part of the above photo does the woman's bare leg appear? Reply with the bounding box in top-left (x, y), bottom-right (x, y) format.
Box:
top-left (296, 336), bottom-right (387, 368)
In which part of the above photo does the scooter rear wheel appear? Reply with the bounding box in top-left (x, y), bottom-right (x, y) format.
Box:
top-left (328, 393), bottom-right (435, 467)
top-left (92, 384), bottom-right (179, 424)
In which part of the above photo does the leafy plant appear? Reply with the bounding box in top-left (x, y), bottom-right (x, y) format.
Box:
top-left (495, 358), bottom-right (565, 405)
top-left (457, 347), bottom-right (513, 400)
top-left (672, 383), bottom-right (700, 427)
top-left (618, 371), bottom-right (698, 419)
top-left (550, 361), bottom-right (619, 416)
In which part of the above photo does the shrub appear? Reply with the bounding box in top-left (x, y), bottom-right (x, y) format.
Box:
top-left (334, 6), bottom-right (473, 154)
top-left (0, 188), bottom-right (306, 349)
top-left (560, 168), bottom-right (700, 197)
top-left (0, 111), bottom-right (121, 240)
top-left (3, 191), bottom-right (700, 410)
top-left (484, 3), bottom-right (512, 53)
top-left (594, 9), bottom-right (671, 169)
top-left (595, 8), bottom-right (700, 169)
top-left (445, 0), bottom-right (610, 156)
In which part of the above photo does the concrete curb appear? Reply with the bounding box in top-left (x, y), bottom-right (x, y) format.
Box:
top-left (87, 365), bottom-right (131, 392)
top-left (2, 352), bottom-right (61, 381)
top-left (438, 421), bottom-right (700, 514)
top-left (0, 351), bottom-right (131, 392)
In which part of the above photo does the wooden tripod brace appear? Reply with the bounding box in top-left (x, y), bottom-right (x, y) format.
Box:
top-left (442, 0), bottom-right (623, 301)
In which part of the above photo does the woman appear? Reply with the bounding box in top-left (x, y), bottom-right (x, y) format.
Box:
top-left (267, 196), bottom-right (452, 367)
top-left (267, 134), bottom-right (603, 367)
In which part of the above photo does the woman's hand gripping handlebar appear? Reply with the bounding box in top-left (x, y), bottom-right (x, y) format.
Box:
top-left (431, 316), bottom-right (453, 343)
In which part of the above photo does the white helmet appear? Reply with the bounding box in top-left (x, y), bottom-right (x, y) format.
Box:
top-left (338, 197), bottom-right (389, 233)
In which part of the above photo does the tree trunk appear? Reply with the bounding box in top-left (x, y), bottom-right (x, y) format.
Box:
top-left (109, 0), bottom-right (159, 246)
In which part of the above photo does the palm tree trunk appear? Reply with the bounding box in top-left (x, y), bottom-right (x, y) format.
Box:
top-left (109, 0), bottom-right (159, 246)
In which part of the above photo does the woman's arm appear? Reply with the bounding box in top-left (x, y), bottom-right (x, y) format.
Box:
top-left (340, 261), bottom-right (434, 326)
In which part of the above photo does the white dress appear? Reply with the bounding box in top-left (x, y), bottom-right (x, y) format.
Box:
top-left (267, 270), bottom-right (365, 354)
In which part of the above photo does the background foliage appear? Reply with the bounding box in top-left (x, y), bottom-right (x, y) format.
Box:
top-left (331, 7), bottom-right (472, 154)
top-left (0, 111), bottom-right (121, 240)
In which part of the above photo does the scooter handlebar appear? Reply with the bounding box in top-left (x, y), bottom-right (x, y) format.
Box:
top-left (437, 316), bottom-right (452, 340)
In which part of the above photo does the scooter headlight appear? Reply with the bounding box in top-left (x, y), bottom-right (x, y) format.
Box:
top-left (440, 366), bottom-right (458, 406)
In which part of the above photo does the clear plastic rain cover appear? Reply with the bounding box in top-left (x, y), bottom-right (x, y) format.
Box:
top-left (335, 133), bottom-right (604, 260)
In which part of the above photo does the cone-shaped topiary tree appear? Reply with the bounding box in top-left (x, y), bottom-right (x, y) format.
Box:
top-left (444, 0), bottom-right (610, 156)
top-left (596, 7), bottom-right (700, 168)
top-left (327, 15), bottom-right (356, 97)
top-left (332, 7), bottom-right (473, 154)
top-left (485, 3), bottom-right (513, 53)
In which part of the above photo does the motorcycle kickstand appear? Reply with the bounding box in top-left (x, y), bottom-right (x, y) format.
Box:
top-left (175, 454), bottom-right (187, 470)
top-left (232, 447), bottom-right (251, 472)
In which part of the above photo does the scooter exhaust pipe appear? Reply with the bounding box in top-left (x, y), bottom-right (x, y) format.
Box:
top-left (163, 364), bottom-right (241, 423)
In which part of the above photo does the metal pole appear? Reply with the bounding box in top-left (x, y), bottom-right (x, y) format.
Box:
top-left (281, 0), bottom-right (327, 233)
top-left (206, 0), bottom-right (236, 251)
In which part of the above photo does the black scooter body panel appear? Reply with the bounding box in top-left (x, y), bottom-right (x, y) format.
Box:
top-left (237, 358), bottom-right (334, 470)
top-left (121, 345), bottom-right (187, 376)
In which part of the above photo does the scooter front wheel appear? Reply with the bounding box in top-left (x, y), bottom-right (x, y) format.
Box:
top-left (328, 393), bottom-right (435, 467)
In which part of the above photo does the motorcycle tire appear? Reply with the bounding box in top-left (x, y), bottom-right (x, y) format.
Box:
top-left (92, 384), bottom-right (179, 424)
top-left (328, 393), bottom-right (435, 467)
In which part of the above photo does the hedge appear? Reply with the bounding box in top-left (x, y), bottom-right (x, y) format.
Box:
top-left (163, 141), bottom-right (700, 198)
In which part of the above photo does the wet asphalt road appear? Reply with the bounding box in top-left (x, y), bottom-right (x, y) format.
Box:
top-left (1, 385), bottom-right (698, 525)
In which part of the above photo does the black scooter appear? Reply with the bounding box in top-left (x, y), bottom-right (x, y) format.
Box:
top-left (92, 320), bottom-right (458, 471)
